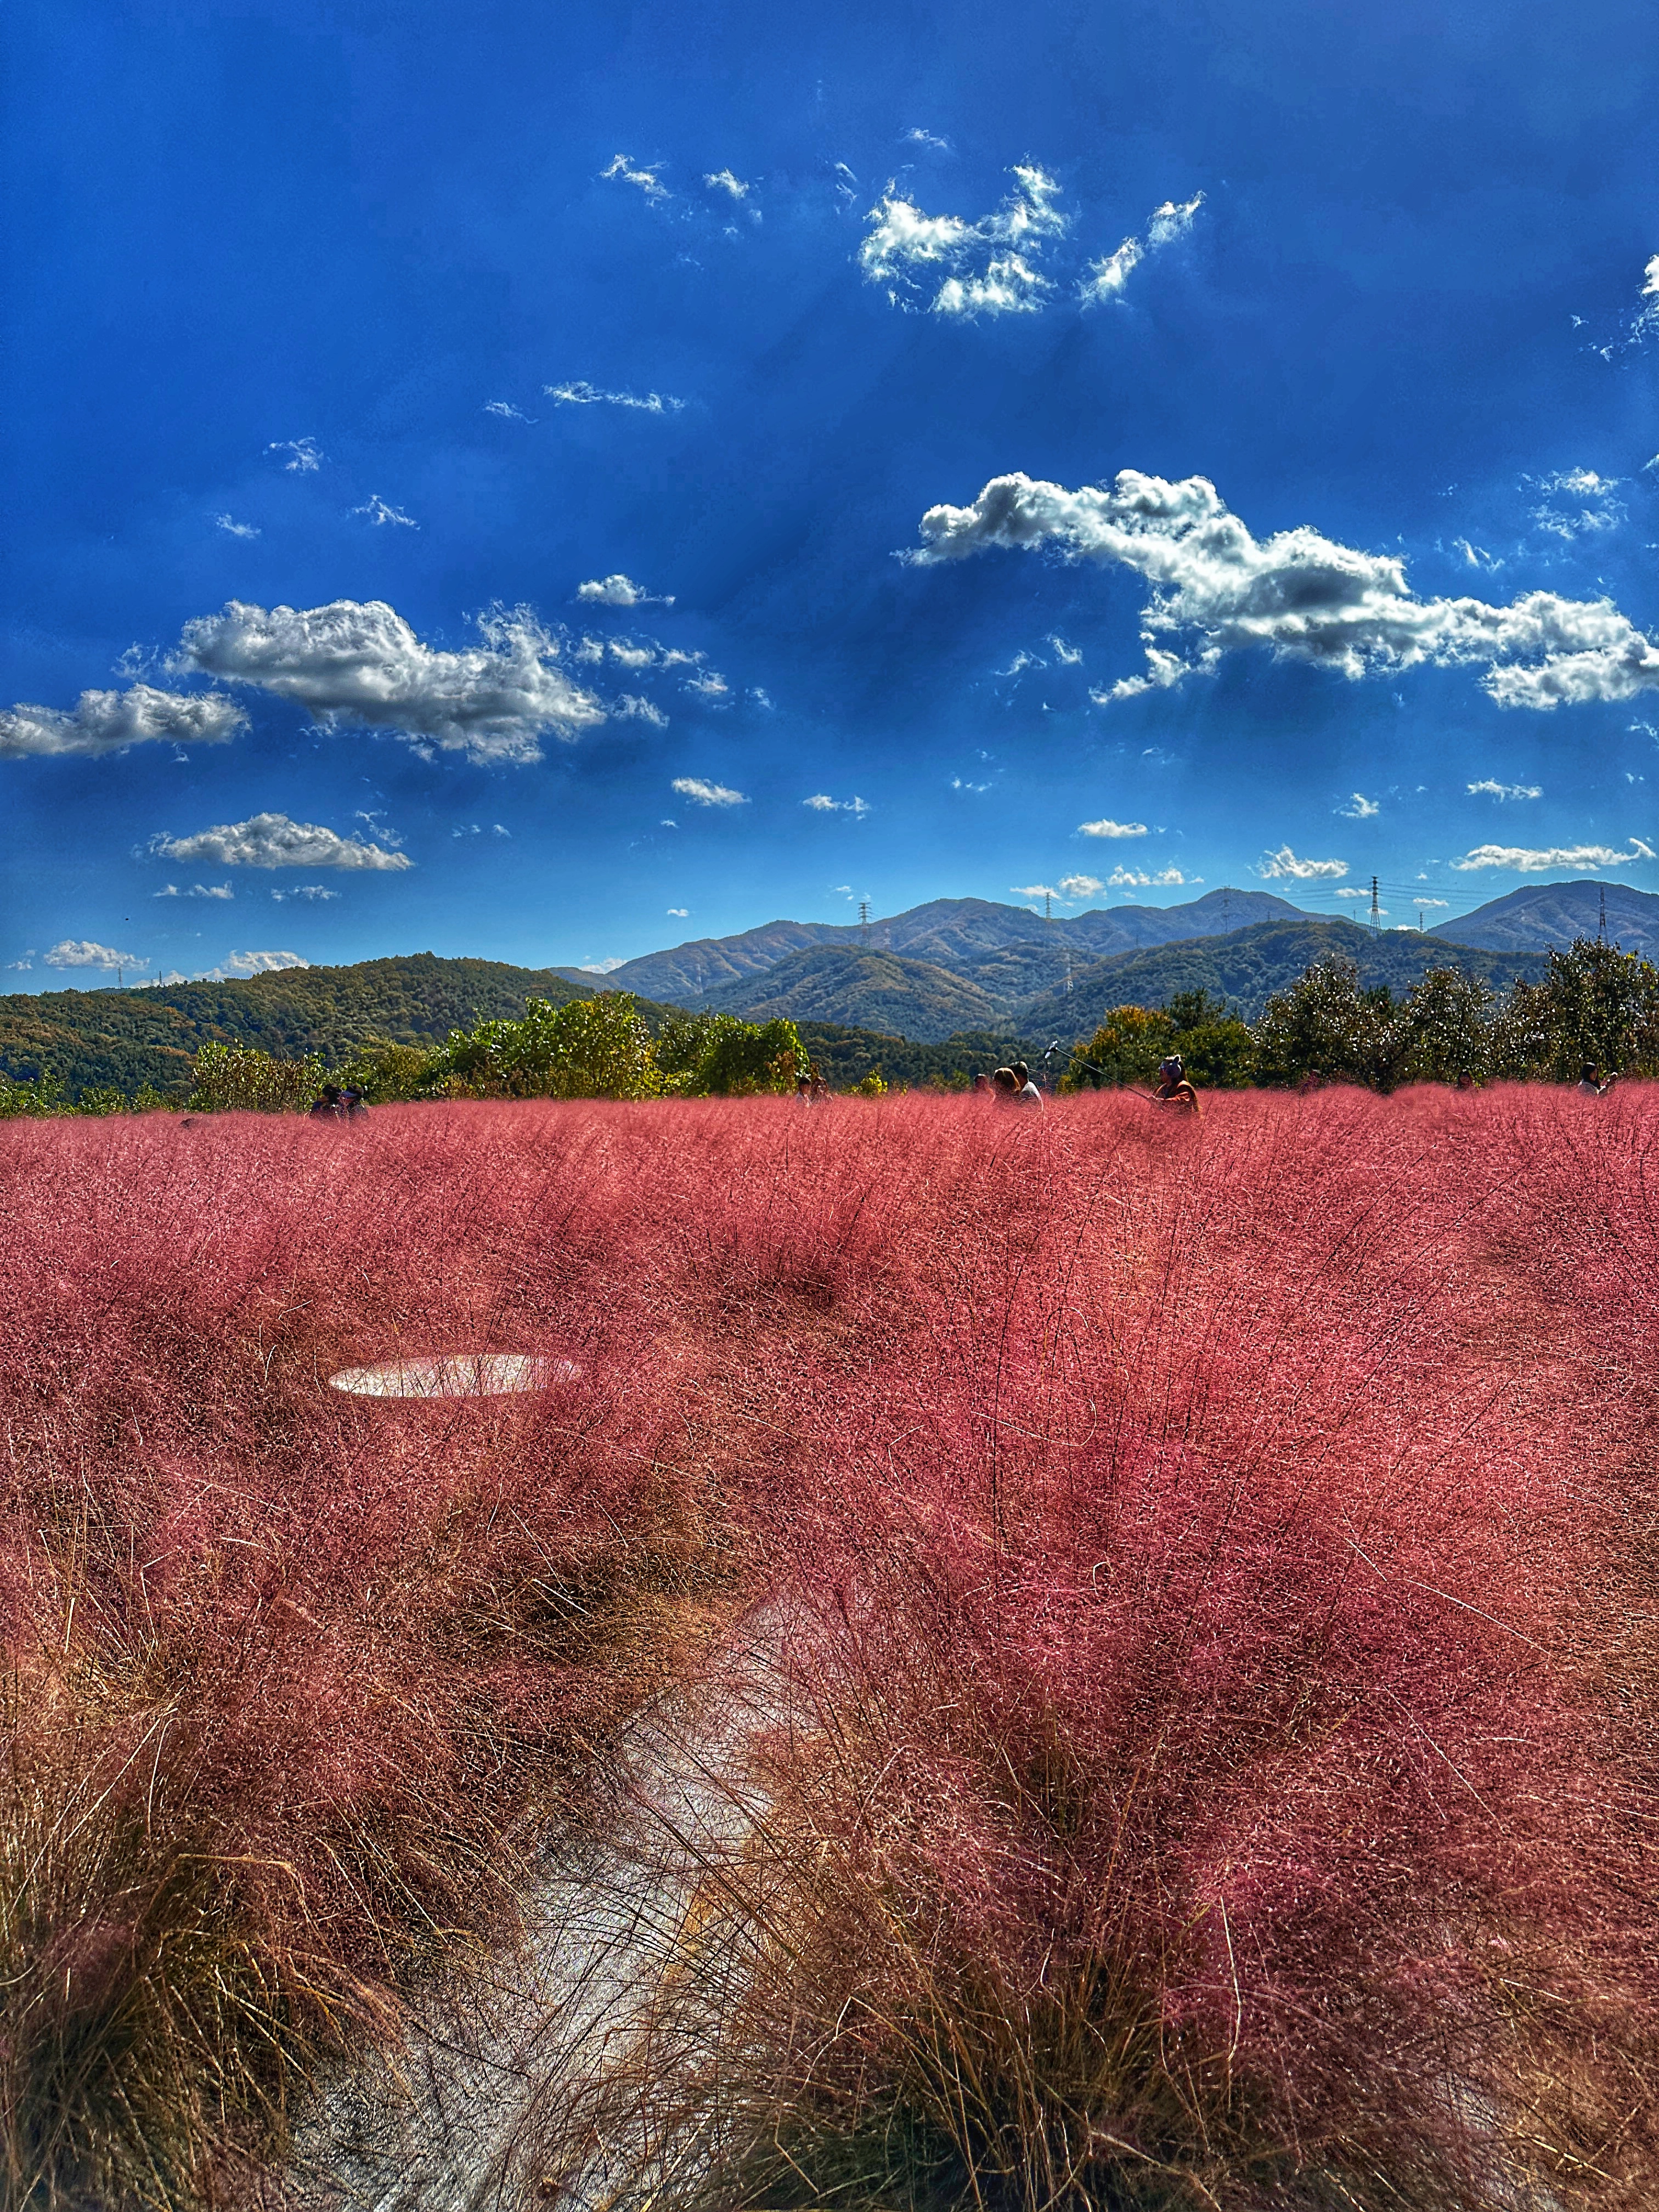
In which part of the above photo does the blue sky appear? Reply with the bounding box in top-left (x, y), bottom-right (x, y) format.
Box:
top-left (4, 0), bottom-right (1658, 987)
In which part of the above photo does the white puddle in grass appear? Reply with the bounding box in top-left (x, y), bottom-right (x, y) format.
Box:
top-left (329, 1354), bottom-right (580, 1399)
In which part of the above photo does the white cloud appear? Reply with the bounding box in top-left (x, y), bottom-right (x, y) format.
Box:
top-left (44, 940), bottom-right (146, 972)
top-left (484, 400), bottom-right (533, 421)
top-left (1, 684), bottom-right (247, 760)
top-left (154, 882), bottom-right (233, 900)
top-left (667, 906), bottom-right (689, 916)
top-left (1011, 883), bottom-right (1057, 900)
top-left (601, 153), bottom-right (668, 201)
top-left (704, 168), bottom-right (749, 198)
top-left (1336, 793), bottom-right (1379, 819)
top-left (222, 950), bottom-right (308, 975)
top-left (861, 165), bottom-right (1065, 319)
top-left (1046, 634), bottom-right (1083, 664)
top-left (171, 599), bottom-right (604, 763)
top-left (267, 437), bottom-right (321, 472)
top-left (1107, 867), bottom-right (1150, 888)
top-left (1077, 815), bottom-right (1148, 837)
top-left (1453, 838), bottom-right (1655, 872)
top-left (6, 958), bottom-right (32, 971)
top-left (1079, 236), bottom-right (1142, 303)
top-left (684, 670), bottom-right (731, 703)
top-left (1057, 872), bottom-right (1103, 898)
top-left (579, 955), bottom-right (628, 973)
top-left (546, 380), bottom-right (684, 413)
top-left (672, 776), bottom-right (747, 806)
top-left (910, 468), bottom-right (1659, 712)
top-left (903, 128), bottom-right (951, 150)
top-left (148, 812), bottom-right (413, 871)
top-left (270, 884), bottom-right (340, 902)
top-left (213, 514), bottom-right (261, 539)
top-left (1258, 845), bottom-right (1348, 880)
top-left (1080, 192), bottom-right (1203, 305)
top-left (802, 793), bottom-right (870, 815)
top-left (1147, 192), bottom-right (1204, 247)
top-left (999, 648), bottom-right (1046, 675)
top-left (351, 494), bottom-right (418, 529)
top-left (1468, 778), bottom-right (1543, 800)
top-left (1530, 468), bottom-right (1624, 540)
top-left (1455, 537), bottom-right (1502, 571)
top-left (576, 572), bottom-right (674, 607)
top-left (613, 693), bottom-right (669, 726)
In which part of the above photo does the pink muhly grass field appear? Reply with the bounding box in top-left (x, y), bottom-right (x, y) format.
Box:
top-left (3, 1086), bottom-right (1657, 2208)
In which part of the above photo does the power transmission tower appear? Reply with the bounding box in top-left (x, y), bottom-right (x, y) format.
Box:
top-left (858, 899), bottom-right (870, 946)
top-left (1369, 876), bottom-right (1380, 935)
top-left (1043, 890), bottom-right (1052, 921)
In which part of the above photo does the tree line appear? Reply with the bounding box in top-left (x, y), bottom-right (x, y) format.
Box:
top-left (3, 936), bottom-right (1655, 1118)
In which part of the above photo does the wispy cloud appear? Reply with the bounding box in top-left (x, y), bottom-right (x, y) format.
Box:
top-left (44, 940), bottom-right (147, 972)
top-left (601, 153), bottom-right (668, 201)
top-left (1046, 634), bottom-right (1083, 664)
top-left (1453, 838), bottom-right (1654, 872)
top-left (1336, 793), bottom-right (1379, 819)
top-left (1257, 844), bottom-right (1347, 880)
top-left (153, 881), bottom-right (234, 900)
top-left (903, 128), bottom-right (951, 150)
top-left (684, 670), bottom-right (731, 703)
top-left (171, 599), bottom-right (604, 764)
top-left (1528, 467), bottom-right (1624, 541)
top-left (1, 684), bottom-right (246, 761)
top-left (351, 494), bottom-right (418, 529)
top-left (213, 514), bottom-right (261, 540)
top-left (912, 467), bottom-right (1659, 712)
top-left (802, 793), bottom-right (870, 815)
top-left (704, 168), bottom-right (749, 198)
top-left (1468, 777), bottom-right (1543, 800)
top-left (147, 811), bottom-right (412, 870)
top-left (1077, 815), bottom-right (1148, 837)
top-left (861, 163), bottom-right (1066, 319)
top-left (267, 437), bottom-right (321, 472)
top-left (546, 380), bottom-right (685, 413)
top-left (1080, 191), bottom-right (1203, 306)
top-left (576, 572), bottom-right (674, 607)
top-left (672, 776), bottom-right (747, 806)
top-left (270, 884), bottom-right (340, 902)
top-left (613, 693), bottom-right (669, 726)
top-left (484, 399), bottom-right (534, 422)
top-left (221, 950), bottom-right (307, 975)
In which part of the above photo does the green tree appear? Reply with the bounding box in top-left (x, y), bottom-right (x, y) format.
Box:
top-left (1063, 1006), bottom-right (1176, 1091)
top-left (0, 1070), bottom-right (62, 1118)
top-left (431, 994), bottom-right (661, 1100)
top-left (1251, 959), bottom-right (1401, 1089)
top-left (189, 1042), bottom-right (328, 1113)
top-left (653, 1011), bottom-right (808, 1095)
top-left (76, 1086), bottom-right (131, 1118)
top-left (1392, 967), bottom-right (1499, 1086)
top-left (334, 1038), bottom-right (441, 1104)
top-left (1494, 937), bottom-right (1659, 1081)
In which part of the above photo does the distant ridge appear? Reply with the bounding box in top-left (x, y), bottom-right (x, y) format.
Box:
top-left (1432, 879), bottom-right (1659, 955)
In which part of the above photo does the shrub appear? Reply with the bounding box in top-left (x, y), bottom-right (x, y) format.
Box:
top-left (188, 1042), bottom-right (326, 1114)
top-left (0, 1071), bottom-right (62, 1118)
top-left (656, 1012), bottom-right (808, 1095)
top-left (430, 992), bottom-right (660, 1099)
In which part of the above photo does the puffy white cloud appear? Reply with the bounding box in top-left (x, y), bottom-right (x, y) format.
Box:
top-left (861, 165), bottom-right (1065, 319)
top-left (601, 153), bottom-right (668, 201)
top-left (45, 940), bottom-right (147, 972)
top-left (1468, 778), bottom-right (1543, 800)
top-left (351, 494), bottom-right (418, 529)
top-left (1258, 845), bottom-right (1348, 880)
top-left (148, 812), bottom-right (413, 870)
top-left (667, 906), bottom-right (690, 916)
top-left (1452, 838), bottom-right (1655, 872)
top-left (1, 684), bottom-right (247, 760)
top-left (802, 793), bottom-right (870, 815)
top-left (222, 950), bottom-right (308, 975)
top-left (1336, 793), bottom-right (1380, 819)
top-left (704, 168), bottom-right (748, 198)
top-left (171, 599), bottom-right (604, 763)
top-left (267, 437), bottom-right (321, 472)
top-left (154, 882), bottom-right (234, 900)
top-left (577, 572), bottom-right (674, 607)
top-left (579, 956), bottom-right (627, 974)
top-left (910, 469), bottom-right (1659, 712)
top-left (672, 776), bottom-right (747, 806)
top-left (684, 669), bottom-right (731, 703)
top-left (1011, 883), bottom-right (1057, 900)
top-left (1106, 865), bottom-right (1193, 889)
top-left (270, 884), bottom-right (339, 902)
top-left (214, 514), bottom-right (261, 539)
top-left (1057, 873), bottom-right (1103, 898)
top-left (1080, 192), bottom-right (1203, 305)
top-left (1077, 815), bottom-right (1148, 837)
top-left (546, 380), bottom-right (684, 413)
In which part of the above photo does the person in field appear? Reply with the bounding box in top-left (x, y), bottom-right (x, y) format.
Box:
top-left (309, 1084), bottom-right (346, 1120)
top-left (1152, 1054), bottom-right (1200, 1112)
top-left (1578, 1063), bottom-right (1612, 1094)
top-left (973, 1071), bottom-right (994, 1096)
top-left (1011, 1060), bottom-right (1045, 1109)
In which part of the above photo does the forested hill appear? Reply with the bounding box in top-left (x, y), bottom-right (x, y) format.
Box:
top-left (1018, 918), bottom-right (1548, 1032)
top-left (0, 954), bottom-right (612, 1101)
